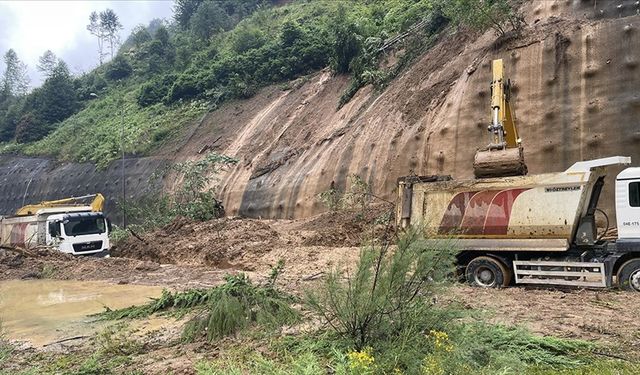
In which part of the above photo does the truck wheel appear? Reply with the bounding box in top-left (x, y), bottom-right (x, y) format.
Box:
top-left (465, 256), bottom-right (511, 288)
top-left (617, 259), bottom-right (640, 292)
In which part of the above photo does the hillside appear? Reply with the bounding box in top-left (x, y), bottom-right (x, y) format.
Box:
top-left (0, 0), bottom-right (638, 222)
top-left (168, 0), bottom-right (640, 219)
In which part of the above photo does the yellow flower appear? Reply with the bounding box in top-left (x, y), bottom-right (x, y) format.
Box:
top-left (428, 330), bottom-right (454, 352)
top-left (347, 347), bottom-right (375, 373)
top-left (421, 354), bottom-right (444, 375)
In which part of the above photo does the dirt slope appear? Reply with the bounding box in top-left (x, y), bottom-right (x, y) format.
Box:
top-left (163, 0), bottom-right (640, 220)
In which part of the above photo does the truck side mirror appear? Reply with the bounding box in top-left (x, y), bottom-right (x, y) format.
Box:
top-left (106, 218), bottom-right (112, 233)
top-left (48, 221), bottom-right (61, 237)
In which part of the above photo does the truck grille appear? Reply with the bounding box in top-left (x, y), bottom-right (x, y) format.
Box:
top-left (72, 241), bottom-right (103, 253)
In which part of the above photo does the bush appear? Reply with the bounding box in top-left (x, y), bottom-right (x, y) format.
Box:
top-left (439, 0), bottom-right (525, 37)
top-left (306, 228), bottom-right (456, 349)
top-left (105, 55), bottom-right (133, 81)
top-left (15, 113), bottom-right (47, 143)
top-left (137, 73), bottom-right (177, 107)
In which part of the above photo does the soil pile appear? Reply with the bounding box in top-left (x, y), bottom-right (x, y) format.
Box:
top-left (113, 217), bottom-right (282, 270)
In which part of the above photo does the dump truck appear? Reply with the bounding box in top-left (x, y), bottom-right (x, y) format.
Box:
top-left (0, 194), bottom-right (111, 256)
top-left (397, 156), bottom-right (640, 290)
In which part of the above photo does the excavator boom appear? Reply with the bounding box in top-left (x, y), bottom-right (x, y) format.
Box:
top-left (473, 59), bottom-right (527, 178)
top-left (15, 193), bottom-right (105, 216)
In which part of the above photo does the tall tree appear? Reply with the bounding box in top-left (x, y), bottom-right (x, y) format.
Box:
top-left (87, 11), bottom-right (107, 65)
top-left (87, 9), bottom-right (123, 64)
top-left (37, 50), bottom-right (58, 78)
top-left (190, 1), bottom-right (231, 40)
top-left (37, 61), bottom-right (78, 124)
top-left (173, 0), bottom-right (204, 29)
top-left (1, 49), bottom-right (30, 97)
top-left (100, 9), bottom-right (123, 59)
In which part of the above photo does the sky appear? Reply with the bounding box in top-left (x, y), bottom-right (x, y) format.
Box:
top-left (0, 0), bottom-right (174, 87)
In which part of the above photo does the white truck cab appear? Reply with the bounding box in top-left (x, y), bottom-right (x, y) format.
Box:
top-left (616, 167), bottom-right (640, 239)
top-left (0, 205), bottom-right (111, 256)
top-left (46, 211), bottom-right (111, 256)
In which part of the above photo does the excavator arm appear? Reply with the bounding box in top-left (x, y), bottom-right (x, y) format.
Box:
top-left (16, 193), bottom-right (105, 216)
top-left (473, 59), bottom-right (527, 178)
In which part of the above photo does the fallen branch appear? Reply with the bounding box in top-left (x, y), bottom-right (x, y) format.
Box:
top-left (43, 335), bottom-right (89, 347)
top-left (592, 351), bottom-right (631, 362)
top-left (128, 228), bottom-right (147, 244)
top-left (302, 272), bottom-right (325, 281)
top-left (0, 245), bottom-right (36, 257)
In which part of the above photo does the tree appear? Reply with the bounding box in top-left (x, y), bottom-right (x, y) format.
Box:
top-left (87, 11), bottom-right (107, 65)
top-left (129, 25), bottom-right (152, 49)
top-left (190, 1), bottom-right (231, 40)
top-left (87, 9), bottom-right (123, 64)
top-left (1, 49), bottom-right (30, 97)
top-left (36, 61), bottom-right (77, 125)
top-left (100, 9), bottom-right (123, 59)
top-left (174, 0), bottom-right (204, 29)
top-left (329, 13), bottom-right (362, 74)
top-left (37, 50), bottom-right (58, 79)
top-left (0, 99), bottom-right (24, 141)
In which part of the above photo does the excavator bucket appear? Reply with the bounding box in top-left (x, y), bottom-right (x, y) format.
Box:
top-left (473, 146), bottom-right (527, 178)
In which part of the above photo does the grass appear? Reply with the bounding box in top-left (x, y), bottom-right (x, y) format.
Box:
top-left (18, 90), bottom-right (207, 169)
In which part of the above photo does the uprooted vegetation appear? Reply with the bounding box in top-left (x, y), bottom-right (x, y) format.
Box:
top-left (97, 229), bottom-right (635, 375)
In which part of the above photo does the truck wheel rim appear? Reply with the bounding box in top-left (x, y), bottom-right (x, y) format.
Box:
top-left (629, 270), bottom-right (640, 291)
top-left (475, 266), bottom-right (495, 287)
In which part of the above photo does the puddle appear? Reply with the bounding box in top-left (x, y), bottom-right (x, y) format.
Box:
top-left (0, 279), bottom-right (163, 347)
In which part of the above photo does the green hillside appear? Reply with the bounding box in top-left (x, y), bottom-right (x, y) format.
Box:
top-left (0, 0), bottom-right (515, 168)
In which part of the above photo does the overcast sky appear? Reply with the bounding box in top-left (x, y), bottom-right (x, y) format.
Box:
top-left (0, 0), bottom-right (174, 87)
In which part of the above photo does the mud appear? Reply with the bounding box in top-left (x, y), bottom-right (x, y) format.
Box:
top-left (112, 207), bottom-right (391, 277)
top-left (0, 248), bottom-right (226, 289)
top-left (0, 279), bottom-right (163, 347)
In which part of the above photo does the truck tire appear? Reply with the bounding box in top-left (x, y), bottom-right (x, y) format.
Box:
top-left (465, 256), bottom-right (511, 288)
top-left (617, 259), bottom-right (640, 292)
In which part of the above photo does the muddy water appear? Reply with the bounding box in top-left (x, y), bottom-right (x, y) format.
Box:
top-left (0, 280), bottom-right (163, 347)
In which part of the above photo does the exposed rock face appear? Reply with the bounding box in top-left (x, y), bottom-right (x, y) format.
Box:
top-left (178, 0), bottom-right (637, 220)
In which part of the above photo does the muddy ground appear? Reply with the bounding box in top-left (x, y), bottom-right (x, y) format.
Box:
top-left (2, 210), bottom-right (640, 373)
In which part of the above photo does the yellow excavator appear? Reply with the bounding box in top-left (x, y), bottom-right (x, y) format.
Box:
top-left (15, 193), bottom-right (105, 216)
top-left (473, 59), bottom-right (528, 178)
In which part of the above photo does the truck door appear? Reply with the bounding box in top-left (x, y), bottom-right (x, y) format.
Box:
top-left (616, 170), bottom-right (640, 239)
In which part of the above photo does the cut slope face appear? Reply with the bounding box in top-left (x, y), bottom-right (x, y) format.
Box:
top-left (171, 0), bottom-right (639, 219)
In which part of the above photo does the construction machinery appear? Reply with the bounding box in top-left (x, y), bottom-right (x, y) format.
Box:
top-left (398, 156), bottom-right (640, 290)
top-left (1, 193), bottom-right (111, 256)
top-left (473, 59), bottom-right (528, 179)
top-left (16, 193), bottom-right (105, 216)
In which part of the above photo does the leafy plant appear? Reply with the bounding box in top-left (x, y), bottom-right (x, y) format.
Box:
top-left (99, 273), bottom-right (299, 343)
top-left (306, 228), bottom-right (456, 349)
top-left (439, 0), bottom-right (525, 37)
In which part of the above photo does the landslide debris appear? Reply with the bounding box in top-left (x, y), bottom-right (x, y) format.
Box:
top-left (111, 206), bottom-right (394, 275)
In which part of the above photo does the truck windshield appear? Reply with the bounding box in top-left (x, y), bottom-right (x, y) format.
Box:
top-left (63, 218), bottom-right (106, 236)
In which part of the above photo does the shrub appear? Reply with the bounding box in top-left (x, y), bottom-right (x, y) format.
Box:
top-left (122, 152), bottom-right (237, 230)
top-left (137, 73), bottom-right (177, 107)
top-left (306, 228), bottom-right (456, 349)
top-left (105, 55), bottom-right (133, 81)
top-left (15, 113), bottom-right (47, 143)
top-left (439, 0), bottom-right (525, 37)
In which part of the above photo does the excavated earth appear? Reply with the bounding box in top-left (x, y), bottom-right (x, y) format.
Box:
top-left (3, 211), bottom-right (640, 374)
